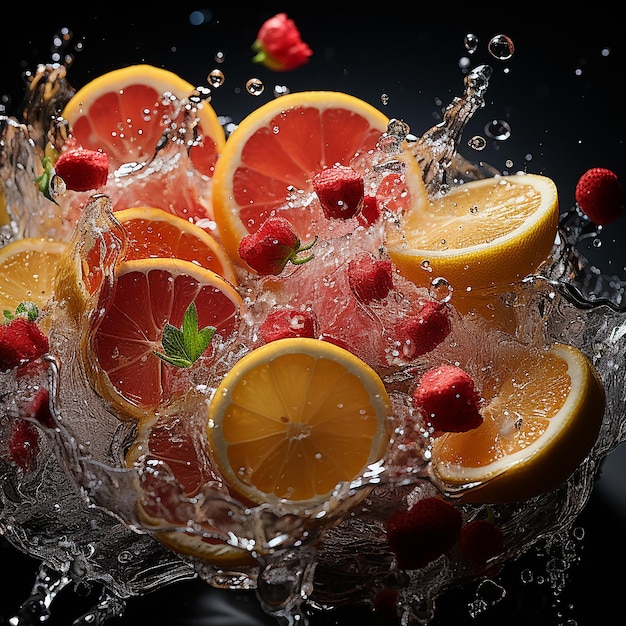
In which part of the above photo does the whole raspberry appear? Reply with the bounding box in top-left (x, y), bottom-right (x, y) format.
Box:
top-left (396, 300), bottom-right (451, 359)
top-left (348, 254), bottom-right (393, 303)
top-left (575, 167), bottom-right (626, 225)
top-left (412, 364), bottom-right (482, 433)
top-left (386, 496), bottom-right (462, 569)
top-left (313, 165), bottom-right (364, 220)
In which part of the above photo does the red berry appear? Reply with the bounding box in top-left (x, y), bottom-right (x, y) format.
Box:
top-left (260, 307), bottom-right (317, 342)
top-left (395, 300), bottom-right (451, 359)
top-left (0, 318), bottom-right (49, 371)
top-left (412, 364), bottom-right (482, 433)
top-left (459, 519), bottom-right (505, 574)
top-left (357, 195), bottom-right (381, 226)
top-left (9, 419), bottom-right (40, 472)
top-left (575, 167), bottom-right (626, 225)
top-left (313, 165), bottom-right (364, 219)
top-left (28, 388), bottom-right (55, 429)
top-left (238, 216), bottom-right (316, 275)
top-left (386, 496), bottom-right (462, 569)
top-left (348, 254), bottom-right (393, 302)
top-left (55, 148), bottom-right (109, 191)
top-left (253, 13), bottom-right (312, 72)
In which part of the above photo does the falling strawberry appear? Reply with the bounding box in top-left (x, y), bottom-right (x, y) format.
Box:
top-left (412, 364), bottom-right (482, 433)
top-left (0, 317), bottom-right (49, 371)
top-left (348, 254), bottom-right (393, 303)
top-left (395, 300), bottom-right (451, 359)
top-left (251, 13), bottom-right (312, 72)
top-left (260, 307), bottom-right (317, 342)
top-left (238, 216), bottom-right (317, 275)
top-left (458, 518), bottom-right (505, 574)
top-left (313, 165), bottom-right (364, 220)
top-left (386, 496), bottom-right (462, 569)
top-left (54, 148), bottom-right (109, 191)
top-left (575, 167), bottom-right (626, 225)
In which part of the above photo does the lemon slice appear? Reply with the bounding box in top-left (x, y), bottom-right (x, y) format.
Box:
top-left (206, 337), bottom-right (391, 509)
top-left (432, 343), bottom-right (605, 503)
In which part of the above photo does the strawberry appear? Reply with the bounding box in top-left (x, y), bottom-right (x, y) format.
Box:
top-left (395, 300), bottom-right (451, 359)
top-left (347, 254), bottom-right (393, 302)
top-left (9, 418), bottom-right (40, 472)
top-left (458, 518), bottom-right (505, 574)
top-left (313, 165), bottom-right (364, 220)
top-left (386, 496), bottom-right (462, 569)
top-left (575, 167), bottom-right (626, 225)
top-left (260, 307), bottom-right (317, 342)
top-left (54, 148), bottom-right (109, 191)
top-left (412, 364), bottom-right (482, 433)
top-left (238, 216), bottom-right (317, 275)
top-left (357, 195), bottom-right (381, 226)
top-left (0, 317), bottom-right (49, 371)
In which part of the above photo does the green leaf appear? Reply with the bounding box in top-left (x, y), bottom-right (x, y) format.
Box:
top-left (154, 302), bottom-right (216, 368)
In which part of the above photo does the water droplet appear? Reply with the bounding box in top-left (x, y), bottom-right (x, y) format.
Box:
top-left (380, 93), bottom-right (390, 106)
top-left (484, 119), bottom-right (511, 141)
top-left (207, 69), bottom-right (225, 88)
top-left (246, 78), bottom-right (265, 96)
top-left (273, 84), bottom-right (290, 97)
top-left (430, 277), bottom-right (453, 302)
top-left (420, 259), bottom-right (432, 272)
top-left (464, 33), bottom-right (479, 53)
top-left (215, 51), bottom-right (225, 64)
top-left (488, 34), bottom-right (515, 61)
top-left (468, 135), bottom-right (487, 151)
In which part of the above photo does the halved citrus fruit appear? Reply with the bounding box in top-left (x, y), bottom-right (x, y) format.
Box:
top-left (431, 343), bottom-right (605, 503)
top-left (61, 64), bottom-right (225, 178)
top-left (206, 337), bottom-right (392, 509)
top-left (386, 173), bottom-right (559, 301)
top-left (0, 237), bottom-right (67, 315)
top-left (211, 90), bottom-right (428, 263)
top-left (126, 409), bottom-right (256, 567)
top-left (114, 207), bottom-right (237, 285)
top-left (86, 257), bottom-right (242, 416)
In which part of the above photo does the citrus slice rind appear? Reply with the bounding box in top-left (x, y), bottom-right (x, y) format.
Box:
top-left (60, 64), bottom-right (225, 177)
top-left (207, 337), bottom-right (391, 510)
top-left (211, 90), bottom-right (428, 264)
top-left (431, 343), bottom-right (605, 503)
top-left (386, 173), bottom-right (560, 294)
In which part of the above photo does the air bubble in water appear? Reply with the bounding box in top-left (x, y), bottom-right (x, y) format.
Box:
top-left (488, 35), bottom-right (515, 61)
top-left (484, 119), bottom-right (511, 141)
top-left (430, 277), bottom-right (453, 302)
top-left (464, 33), bottom-right (479, 54)
top-left (207, 69), bottom-right (225, 88)
top-left (246, 78), bottom-right (265, 96)
top-left (468, 135), bottom-right (487, 151)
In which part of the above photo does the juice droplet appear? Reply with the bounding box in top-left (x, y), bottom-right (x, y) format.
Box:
top-left (246, 78), bottom-right (264, 96)
top-left (464, 33), bottom-right (478, 54)
top-left (208, 69), bottom-right (225, 88)
top-left (468, 135), bottom-right (487, 151)
top-left (488, 34), bottom-right (515, 61)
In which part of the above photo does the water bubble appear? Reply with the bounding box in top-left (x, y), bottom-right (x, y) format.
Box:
top-left (420, 259), bottom-right (432, 272)
top-left (488, 35), bottom-right (515, 61)
top-left (429, 277), bottom-right (453, 302)
top-left (484, 119), bottom-right (511, 141)
top-left (458, 56), bottom-right (471, 71)
top-left (246, 78), bottom-right (265, 96)
top-left (380, 93), bottom-right (389, 106)
top-left (189, 9), bottom-right (213, 26)
top-left (215, 51), bottom-right (225, 64)
top-left (468, 135), bottom-right (487, 151)
top-left (464, 33), bottom-right (479, 54)
top-left (207, 69), bottom-right (225, 88)
top-left (273, 85), bottom-right (290, 97)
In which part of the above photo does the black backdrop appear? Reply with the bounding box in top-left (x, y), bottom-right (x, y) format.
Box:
top-left (1, 5), bottom-right (625, 625)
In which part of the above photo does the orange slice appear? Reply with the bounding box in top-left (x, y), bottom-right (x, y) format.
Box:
top-left (86, 257), bottom-right (242, 416)
top-left (61, 64), bottom-right (225, 177)
top-left (432, 343), bottom-right (605, 503)
top-left (0, 237), bottom-right (67, 315)
top-left (212, 90), bottom-right (428, 263)
top-left (206, 337), bottom-right (391, 509)
top-left (387, 173), bottom-right (559, 296)
top-left (114, 207), bottom-right (237, 285)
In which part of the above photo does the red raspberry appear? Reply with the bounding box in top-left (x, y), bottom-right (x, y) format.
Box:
top-left (0, 318), bottom-right (49, 371)
top-left (412, 364), bottom-right (482, 433)
top-left (395, 300), bottom-right (451, 359)
top-left (459, 519), bottom-right (505, 574)
top-left (575, 167), bottom-right (626, 225)
top-left (260, 307), bottom-right (317, 342)
top-left (55, 148), bottom-right (109, 191)
top-left (386, 496), bottom-right (462, 570)
top-left (347, 254), bottom-right (393, 303)
top-left (313, 165), bottom-right (364, 219)
top-left (238, 216), bottom-right (316, 275)
top-left (357, 195), bottom-right (381, 226)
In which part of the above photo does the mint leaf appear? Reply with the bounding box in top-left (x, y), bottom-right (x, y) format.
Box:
top-left (154, 302), bottom-right (216, 368)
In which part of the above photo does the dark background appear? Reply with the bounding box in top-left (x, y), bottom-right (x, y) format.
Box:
top-left (1, 5), bottom-right (624, 625)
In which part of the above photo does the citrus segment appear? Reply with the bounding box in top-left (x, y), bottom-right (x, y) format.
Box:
top-left (88, 258), bottom-right (242, 414)
top-left (432, 343), bottom-right (605, 503)
top-left (207, 337), bottom-right (391, 508)
top-left (0, 237), bottom-right (67, 314)
top-left (61, 64), bottom-right (225, 177)
top-left (211, 91), bottom-right (428, 263)
top-left (386, 173), bottom-right (559, 296)
top-left (114, 207), bottom-right (237, 284)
